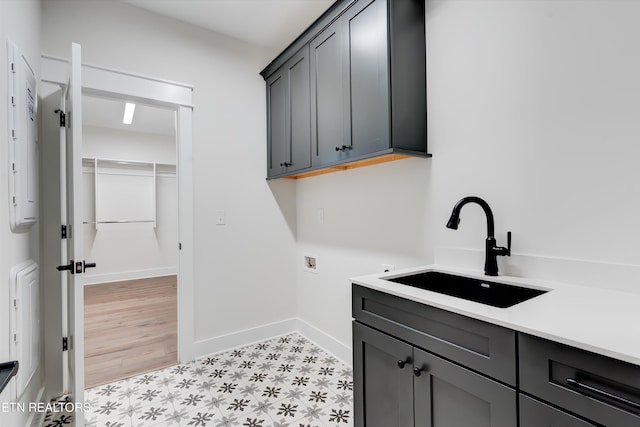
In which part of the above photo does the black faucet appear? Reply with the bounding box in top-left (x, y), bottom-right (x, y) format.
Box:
top-left (446, 196), bottom-right (511, 276)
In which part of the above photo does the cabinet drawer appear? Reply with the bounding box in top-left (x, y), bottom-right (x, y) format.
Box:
top-left (352, 284), bottom-right (516, 385)
top-left (520, 394), bottom-right (598, 427)
top-left (519, 334), bottom-right (640, 427)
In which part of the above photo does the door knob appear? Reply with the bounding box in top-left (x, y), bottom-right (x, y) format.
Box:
top-left (413, 366), bottom-right (425, 377)
top-left (84, 261), bottom-right (96, 271)
top-left (56, 261), bottom-right (74, 273)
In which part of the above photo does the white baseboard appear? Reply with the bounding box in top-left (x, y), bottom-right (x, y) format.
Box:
top-left (192, 318), bottom-right (352, 367)
top-left (295, 319), bottom-right (352, 366)
top-left (84, 267), bottom-right (177, 285)
top-left (193, 318), bottom-right (298, 358)
top-left (27, 385), bottom-right (46, 427)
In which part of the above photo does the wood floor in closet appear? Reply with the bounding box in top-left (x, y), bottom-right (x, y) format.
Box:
top-left (84, 275), bottom-right (178, 389)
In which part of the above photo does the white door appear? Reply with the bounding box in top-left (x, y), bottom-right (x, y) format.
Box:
top-left (57, 42), bottom-right (92, 426)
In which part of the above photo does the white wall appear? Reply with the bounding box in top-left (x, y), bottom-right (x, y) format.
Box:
top-left (39, 0), bottom-right (640, 370)
top-left (296, 159), bottom-right (434, 352)
top-left (82, 126), bottom-right (177, 283)
top-left (83, 125), bottom-right (176, 164)
top-left (426, 0), bottom-right (640, 290)
top-left (295, 0), bottom-right (640, 355)
top-left (41, 1), bottom-right (297, 353)
top-left (0, 1), bottom-right (44, 425)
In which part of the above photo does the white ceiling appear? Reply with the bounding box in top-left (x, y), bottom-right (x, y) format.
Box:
top-left (122, 0), bottom-right (336, 51)
top-left (83, 95), bottom-right (176, 136)
top-left (86, 1), bottom-right (336, 134)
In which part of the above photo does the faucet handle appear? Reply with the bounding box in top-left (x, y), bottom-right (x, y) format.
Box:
top-left (493, 231), bottom-right (511, 257)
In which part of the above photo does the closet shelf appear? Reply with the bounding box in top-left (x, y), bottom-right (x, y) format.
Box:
top-left (82, 157), bottom-right (175, 229)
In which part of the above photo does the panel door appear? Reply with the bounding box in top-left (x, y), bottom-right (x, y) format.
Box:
top-left (64, 42), bottom-right (86, 426)
top-left (285, 46), bottom-right (311, 174)
top-left (266, 70), bottom-right (287, 178)
top-left (310, 17), bottom-right (348, 166)
top-left (520, 395), bottom-right (598, 427)
top-left (344, 0), bottom-right (390, 158)
top-left (353, 322), bottom-right (414, 427)
top-left (413, 347), bottom-right (517, 427)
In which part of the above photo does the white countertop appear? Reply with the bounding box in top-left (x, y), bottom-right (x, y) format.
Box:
top-left (351, 264), bottom-right (640, 367)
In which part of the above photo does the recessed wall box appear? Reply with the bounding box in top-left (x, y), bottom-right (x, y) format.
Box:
top-left (7, 40), bottom-right (38, 232)
top-left (9, 260), bottom-right (39, 400)
top-left (304, 255), bottom-right (318, 273)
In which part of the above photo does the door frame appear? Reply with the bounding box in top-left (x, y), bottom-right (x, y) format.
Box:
top-left (41, 54), bottom-right (195, 392)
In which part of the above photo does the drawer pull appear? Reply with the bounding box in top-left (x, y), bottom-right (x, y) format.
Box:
top-left (566, 378), bottom-right (640, 412)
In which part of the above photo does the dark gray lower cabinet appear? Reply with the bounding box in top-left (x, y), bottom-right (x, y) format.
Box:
top-left (353, 321), bottom-right (516, 427)
top-left (352, 284), bottom-right (640, 427)
top-left (519, 334), bottom-right (640, 427)
top-left (520, 395), bottom-right (598, 427)
top-left (353, 321), bottom-right (414, 427)
top-left (413, 347), bottom-right (516, 427)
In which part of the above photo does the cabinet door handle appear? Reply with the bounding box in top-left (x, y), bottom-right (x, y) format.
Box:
top-left (397, 359), bottom-right (410, 369)
top-left (413, 366), bottom-right (425, 377)
top-left (566, 378), bottom-right (640, 411)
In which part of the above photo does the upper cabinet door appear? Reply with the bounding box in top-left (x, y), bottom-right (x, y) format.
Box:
top-left (266, 46), bottom-right (312, 178)
top-left (286, 46), bottom-right (312, 173)
top-left (310, 18), bottom-right (348, 167)
top-left (344, 0), bottom-right (390, 158)
top-left (266, 71), bottom-right (287, 178)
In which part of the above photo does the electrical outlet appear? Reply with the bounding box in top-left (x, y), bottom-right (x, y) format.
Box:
top-left (382, 264), bottom-right (395, 273)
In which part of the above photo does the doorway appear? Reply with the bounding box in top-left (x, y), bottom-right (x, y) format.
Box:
top-left (41, 55), bottom-right (195, 403)
top-left (81, 95), bottom-right (179, 387)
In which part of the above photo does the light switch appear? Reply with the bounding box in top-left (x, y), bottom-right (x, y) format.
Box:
top-left (215, 209), bottom-right (225, 225)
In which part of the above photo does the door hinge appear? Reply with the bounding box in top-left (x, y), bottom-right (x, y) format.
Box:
top-left (10, 62), bottom-right (15, 73)
top-left (62, 337), bottom-right (68, 351)
top-left (179, 242), bottom-right (182, 250)
top-left (54, 109), bottom-right (66, 127)
top-left (61, 224), bottom-right (68, 239)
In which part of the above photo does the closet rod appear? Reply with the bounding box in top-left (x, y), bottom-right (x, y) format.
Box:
top-left (83, 220), bottom-right (156, 224)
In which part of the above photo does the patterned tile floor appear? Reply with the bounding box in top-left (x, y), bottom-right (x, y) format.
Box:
top-left (44, 333), bottom-right (353, 427)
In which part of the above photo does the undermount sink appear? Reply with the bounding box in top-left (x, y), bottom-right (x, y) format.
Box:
top-left (386, 271), bottom-right (548, 308)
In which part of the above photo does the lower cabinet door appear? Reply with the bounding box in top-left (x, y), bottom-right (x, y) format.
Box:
top-left (413, 347), bottom-right (517, 427)
top-left (353, 321), bottom-right (414, 427)
top-left (520, 394), bottom-right (598, 427)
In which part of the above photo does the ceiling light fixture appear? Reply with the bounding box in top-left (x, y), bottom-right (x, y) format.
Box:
top-left (123, 102), bottom-right (136, 124)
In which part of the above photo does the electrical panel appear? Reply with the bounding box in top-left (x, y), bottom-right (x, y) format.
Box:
top-left (7, 40), bottom-right (38, 232)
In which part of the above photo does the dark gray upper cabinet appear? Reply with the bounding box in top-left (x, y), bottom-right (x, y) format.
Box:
top-left (310, 18), bottom-right (348, 166)
top-left (266, 46), bottom-right (311, 178)
top-left (261, 0), bottom-right (428, 179)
